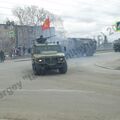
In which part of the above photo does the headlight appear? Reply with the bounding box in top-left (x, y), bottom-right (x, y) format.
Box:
top-left (58, 57), bottom-right (65, 63)
top-left (59, 57), bottom-right (64, 61)
top-left (37, 58), bottom-right (44, 63)
top-left (38, 59), bottom-right (42, 62)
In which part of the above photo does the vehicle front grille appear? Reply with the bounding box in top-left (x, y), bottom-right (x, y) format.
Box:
top-left (45, 57), bottom-right (57, 64)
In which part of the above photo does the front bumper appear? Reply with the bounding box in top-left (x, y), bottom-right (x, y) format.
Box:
top-left (34, 62), bottom-right (66, 70)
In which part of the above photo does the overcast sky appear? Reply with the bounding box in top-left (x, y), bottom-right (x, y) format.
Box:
top-left (0, 0), bottom-right (120, 39)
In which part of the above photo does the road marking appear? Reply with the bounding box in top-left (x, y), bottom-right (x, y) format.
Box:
top-left (95, 64), bottom-right (115, 70)
top-left (14, 59), bottom-right (31, 62)
top-left (0, 119), bottom-right (8, 120)
top-left (0, 89), bottom-right (95, 94)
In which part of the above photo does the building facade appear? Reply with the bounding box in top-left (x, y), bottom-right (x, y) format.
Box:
top-left (0, 24), bottom-right (55, 53)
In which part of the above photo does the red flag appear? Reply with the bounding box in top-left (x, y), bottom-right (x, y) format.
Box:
top-left (42, 18), bottom-right (50, 30)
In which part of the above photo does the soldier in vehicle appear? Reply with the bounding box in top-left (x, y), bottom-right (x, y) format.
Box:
top-left (36, 35), bottom-right (47, 44)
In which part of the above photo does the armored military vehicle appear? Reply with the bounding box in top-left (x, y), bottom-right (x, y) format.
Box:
top-left (74, 38), bottom-right (97, 56)
top-left (31, 37), bottom-right (67, 75)
top-left (60, 38), bottom-right (97, 59)
top-left (113, 39), bottom-right (120, 52)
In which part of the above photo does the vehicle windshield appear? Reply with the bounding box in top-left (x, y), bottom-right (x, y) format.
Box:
top-left (34, 45), bottom-right (62, 54)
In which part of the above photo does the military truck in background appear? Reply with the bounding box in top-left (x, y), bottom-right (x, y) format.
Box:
top-left (31, 36), bottom-right (67, 75)
top-left (61, 38), bottom-right (97, 59)
top-left (113, 39), bottom-right (120, 52)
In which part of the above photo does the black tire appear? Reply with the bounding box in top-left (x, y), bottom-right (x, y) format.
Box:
top-left (32, 63), bottom-right (39, 75)
top-left (59, 62), bottom-right (67, 74)
top-left (39, 69), bottom-right (46, 75)
top-left (86, 46), bottom-right (93, 56)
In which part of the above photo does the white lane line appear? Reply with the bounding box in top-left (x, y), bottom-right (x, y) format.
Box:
top-left (0, 119), bottom-right (8, 120)
top-left (0, 89), bottom-right (95, 94)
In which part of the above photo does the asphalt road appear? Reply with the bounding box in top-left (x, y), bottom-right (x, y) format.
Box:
top-left (0, 52), bottom-right (120, 120)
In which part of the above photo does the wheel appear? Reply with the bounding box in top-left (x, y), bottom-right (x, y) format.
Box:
top-left (39, 69), bottom-right (46, 75)
top-left (32, 63), bottom-right (39, 75)
top-left (85, 46), bottom-right (93, 56)
top-left (59, 62), bottom-right (67, 74)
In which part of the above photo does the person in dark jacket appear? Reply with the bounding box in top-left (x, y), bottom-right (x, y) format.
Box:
top-left (0, 50), bottom-right (5, 62)
top-left (0, 50), bottom-right (2, 62)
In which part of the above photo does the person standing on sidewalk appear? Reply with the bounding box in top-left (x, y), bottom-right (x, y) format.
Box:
top-left (0, 50), bottom-right (5, 62)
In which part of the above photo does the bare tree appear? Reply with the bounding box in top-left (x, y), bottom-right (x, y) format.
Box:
top-left (12, 6), bottom-right (66, 37)
top-left (12, 6), bottom-right (63, 27)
